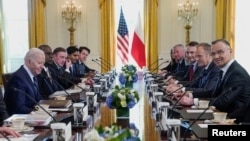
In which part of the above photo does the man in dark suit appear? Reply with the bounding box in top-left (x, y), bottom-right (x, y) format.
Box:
top-left (66, 46), bottom-right (80, 77)
top-left (47, 47), bottom-right (82, 89)
top-left (74, 46), bottom-right (96, 78)
top-left (170, 44), bottom-right (190, 77)
top-left (4, 48), bottom-right (44, 115)
top-left (0, 90), bottom-right (8, 125)
top-left (172, 43), bottom-right (221, 105)
top-left (209, 39), bottom-right (250, 122)
top-left (38, 45), bottom-right (61, 99)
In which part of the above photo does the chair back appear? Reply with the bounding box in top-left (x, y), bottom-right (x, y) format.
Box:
top-left (2, 73), bottom-right (13, 90)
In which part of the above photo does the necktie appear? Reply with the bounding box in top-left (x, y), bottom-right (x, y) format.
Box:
top-left (189, 65), bottom-right (194, 81)
top-left (59, 67), bottom-right (64, 74)
top-left (70, 65), bottom-right (75, 76)
top-left (45, 68), bottom-right (53, 84)
top-left (218, 70), bottom-right (224, 85)
top-left (33, 76), bottom-right (39, 96)
top-left (216, 70), bottom-right (224, 93)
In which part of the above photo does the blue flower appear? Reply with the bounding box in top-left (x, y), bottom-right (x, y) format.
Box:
top-left (132, 74), bottom-right (138, 82)
top-left (119, 74), bottom-right (126, 84)
top-left (123, 136), bottom-right (140, 141)
top-left (106, 95), bottom-right (114, 108)
top-left (127, 101), bottom-right (136, 108)
top-left (127, 65), bottom-right (134, 71)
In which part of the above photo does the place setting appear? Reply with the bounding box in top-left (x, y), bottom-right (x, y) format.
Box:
top-left (8, 117), bottom-right (34, 132)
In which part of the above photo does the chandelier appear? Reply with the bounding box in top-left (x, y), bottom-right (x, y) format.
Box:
top-left (177, 0), bottom-right (199, 45)
top-left (62, 0), bottom-right (82, 45)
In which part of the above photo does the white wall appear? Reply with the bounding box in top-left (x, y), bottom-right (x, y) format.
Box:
top-left (158, 0), bottom-right (215, 64)
top-left (45, 0), bottom-right (215, 70)
top-left (45, 0), bottom-right (101, 71)
top-left (235, 1), bottom-right (250, 74)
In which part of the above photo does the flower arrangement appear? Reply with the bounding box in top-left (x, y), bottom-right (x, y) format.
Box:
top-left (83, 123), bottom-right (140, 141)
top-left (119, 64), bottom-right (138, 85)
top-left (106, 85), bottom-right (140, 109)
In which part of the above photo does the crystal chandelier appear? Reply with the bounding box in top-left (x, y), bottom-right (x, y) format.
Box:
top-left (178, 0), bottom-right (198, 26)
top-left (177, 0), bottom-right (199, 45)
top-left (62, 0), bottom-right (82, 45)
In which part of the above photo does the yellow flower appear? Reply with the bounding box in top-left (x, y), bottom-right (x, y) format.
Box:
top-left (120, 100), bottom-right (127, 107)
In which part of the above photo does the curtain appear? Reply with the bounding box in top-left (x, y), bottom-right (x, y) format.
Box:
top-left (144, 0), bottom-right (158, 72)
top-left (28, 0), bottom-right (46, 48)
top-left (0, 1), bottom-right (4, 84)
top-left (215, 0), bottom-right (235, 55)
top-left (98, 0), bottom-right (116, 126)
top-left (99, 0), bottom-right (115, 73)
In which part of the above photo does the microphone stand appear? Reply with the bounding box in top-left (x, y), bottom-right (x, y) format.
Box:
top-left (92, 59), bottom-right (108, 71)
top-left (148, 58), bottom-right (164, 70)
top-left (151, 61), bottom-right (169, 72)
top-left (52, 79), bottom-right (77, 103)
top-left (12, 87), bottom-right (58, 122)
top-left (182, 106), bottom-right (215, 141)
top-left (96, 58), bottom-right (110, 71)
top-left (56, 75), bottom-right (88, 103)
top-left (168, 74), bottom-right (204, 118)
top-left (99, 57), bottom-right (112, 69)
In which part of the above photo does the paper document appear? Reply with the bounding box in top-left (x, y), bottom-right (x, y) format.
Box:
top-left (186, 109), bottom-right (213, 113)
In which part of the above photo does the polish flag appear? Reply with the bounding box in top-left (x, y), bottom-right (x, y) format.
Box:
top-left (131, 12), bottom-right (146, 69)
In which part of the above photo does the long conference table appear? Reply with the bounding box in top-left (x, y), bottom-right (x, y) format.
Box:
top-left (4, 73), bottom-right (215, 141)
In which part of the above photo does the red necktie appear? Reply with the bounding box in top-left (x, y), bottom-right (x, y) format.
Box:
top-left (189, 65), bottom-right (194, 81)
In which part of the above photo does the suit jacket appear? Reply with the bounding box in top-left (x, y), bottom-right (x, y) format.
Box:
top-left (186, 61), bottom-right (220, 98)
top-left (47, 62), bottom-right (81, 89)
top-left (171, 58), bottom-right (190, 79)
top-left (74, 61), bottom-right (95, 77)
top-left (210, 61), bottom-right (250, 120)
top-left (161, 61), bottom-right (178, 73)
top-left (0, 90), bottom-right (8, 125)
top-left (4, 66), bottom-right (42, 116)
top-left (37, 68), bottom-right (61, 99)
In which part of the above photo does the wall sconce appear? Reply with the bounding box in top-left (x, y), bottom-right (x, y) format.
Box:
top-left (177, 0), bottom-right (198, 45)
top-left (62, 0), bottom-right (82, 46)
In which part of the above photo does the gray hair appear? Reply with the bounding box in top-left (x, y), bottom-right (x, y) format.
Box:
top-left (24, 48), bottom-right (45, 62)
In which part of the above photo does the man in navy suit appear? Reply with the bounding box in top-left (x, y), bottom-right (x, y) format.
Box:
top-left (209, 39), bottom-right (250, 122)
top-left (4, 48), bottom-right (45, 115)
top-left (74, 46), bottom-right (96, 78)
top-left (47, 47), bottom-right (82, 89)
top-left (66, 46), bottom-right (79, 77)
top-left (171, 43), bottom-right (221, 105)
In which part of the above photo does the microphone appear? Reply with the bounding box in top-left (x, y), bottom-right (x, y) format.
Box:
top-left (182, 87), bottom-right (233, 141)
top-left (99, 57), bottom-right (112, 68)
top-left (0, 131), bottom-right (10, 141)
top-left (182, 106), bottom-right (215, 141)
top-left (92, 59), bottom-right (108, 71)
top-left (95, 58), bottom-right (110, 71)
top-left (55, 75), bottom-right (88, 103)
top-left (40, 73), bottom-right (77, 103)
top-left (168, 74), bottom-right (204, 118)
top-left (11, 87), bottom-right (58, 122)
top-left (148, 58), bottom-right (164, 69)
top-left (151, 60), bottom-right (169, 72)
top-left (51, 78), bottom-right (78, 103)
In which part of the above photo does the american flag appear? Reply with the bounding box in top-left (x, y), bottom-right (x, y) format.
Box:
top-left (117, 7), bottom-right (129, 64)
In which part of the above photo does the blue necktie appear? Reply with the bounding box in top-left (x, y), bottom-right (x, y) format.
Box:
top-left (33, 76), bottom-right (39, 97)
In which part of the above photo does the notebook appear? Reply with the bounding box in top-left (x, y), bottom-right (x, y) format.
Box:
top-left (39, 100), bottom-right (72, 111)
